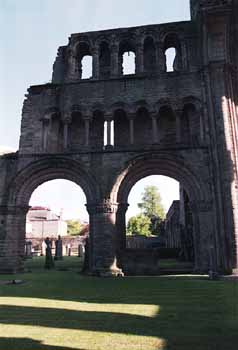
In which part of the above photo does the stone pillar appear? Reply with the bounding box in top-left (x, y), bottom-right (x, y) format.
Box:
top-left (190, 201), bottom-right (222, 274)
top-left (110, 44), bottom-right (119, 77)
top-left (175, 109), bottom-right (182, 143)
top-left (0, 205), bottom-right (30, 273)
top-left (136, 43), bottom-right (144, 74)
top-left (157, 42), bottom-right (166, 72)
top-left (86, 200), bottom-right (124, 276)
top-left (116, 203), bottom-right (129, 252)
top-left (105, 114), bottom-right (113, 148)
top-left (151, 112), bottom-right (159, 143)
top-left (92, 47), bottom-right (100, 79)
top-left (128, 113), bottom-right (135, 145)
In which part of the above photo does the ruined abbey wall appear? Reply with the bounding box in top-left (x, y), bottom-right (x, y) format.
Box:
top-left (0, 0), bottom-right (237, 275)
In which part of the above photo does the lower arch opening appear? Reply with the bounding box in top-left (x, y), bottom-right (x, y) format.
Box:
top-left (25, 179), bottom-right (89, 272)
top-left (120, 175), bottom-right (195, 275)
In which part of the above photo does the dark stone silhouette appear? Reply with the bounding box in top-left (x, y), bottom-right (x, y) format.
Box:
top-left (44, 237), bottom-right (54, 269)
top-left (54, 235), bottom-right (63, 260)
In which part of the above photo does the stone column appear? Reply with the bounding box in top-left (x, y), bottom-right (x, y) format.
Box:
top-left (0, 205), bottom-right (30, 273)
top-left (92, 47), bottom-right (100, 79)
top-left (151, 112), bottom-right (159, 143)
top-left (105, 114), bottom-right (113, 148)
top-left (136, 43), bottom-right (144, 74)
top-left (190, 200), bottom-right (221, 274)
top-left (116, 203), bottom-right (129, 252)
top-left (175, 109), bottom-right (182, 143)
top-left (86, 200), bottom-right (124, 276)
top-left (110, 44), bottom-right (119, 77)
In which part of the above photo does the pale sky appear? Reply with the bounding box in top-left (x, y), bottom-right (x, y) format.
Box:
top-left (1, 0), bottom-right (190, 221)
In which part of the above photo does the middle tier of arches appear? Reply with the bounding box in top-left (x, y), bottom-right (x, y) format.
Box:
top-left (41, 98), bottom-right (204, 153)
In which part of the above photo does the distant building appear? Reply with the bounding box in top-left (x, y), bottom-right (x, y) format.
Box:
top-left (26, 206), bottom-right (67, 239)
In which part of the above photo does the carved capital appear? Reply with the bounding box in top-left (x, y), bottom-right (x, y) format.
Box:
top-left (62, 113), bottom-right (72, 124)
top-left (127, 112), bottom-right (136, 120)
top-left (150, 111), bottom-right (159, 119)
top-left (87, 200), bottom-right (118, 214)
top-left (104, 113), bottom-right (113, 122)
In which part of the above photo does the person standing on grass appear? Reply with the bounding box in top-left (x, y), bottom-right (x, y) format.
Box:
top-left (44, 237), bottom-right (54, 269)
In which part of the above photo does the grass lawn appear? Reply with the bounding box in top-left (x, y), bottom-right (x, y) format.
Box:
top-left (0, 257), bottom-right (237, 350)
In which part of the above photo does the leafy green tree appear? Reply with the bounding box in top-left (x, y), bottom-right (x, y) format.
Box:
top-left (138, 185), bottom-right (165, 219)
top-left (127, 214), bottom-right (151, 236)
top-left (138, 185), bottom-right (165, 235)
top-left (66, 219), bottom-right (82, 236)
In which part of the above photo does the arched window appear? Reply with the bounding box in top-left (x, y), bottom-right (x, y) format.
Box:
top-left (81, 55), bottom-right (93, 79)
top-left (144, 37), bottom-right (156, 72)
top-left (114, 109), bottom-right (130, 147)
top-left (164, 33), bottom-right (182, 72)
top-left (90, 110), bottom-right (104, 148)
top-left (69, 112), bottom-right (85, 150)
top-left (119, 40), bottom-right (136, 75)
top-left (76, 42), bottom-right (93, 79)
top-left (49, 112), bottom-right (63, 153)
top-left (165, 48), bottom-right (176, 72)
top-left (182, 104), bottom-right (201, 146)
top-left (99, 42), bottom-right (111, 79)
top-left (122, 51), bottom-right (136, 75)
top-left (134, 107), bottom-right (152, 145)
top-left (158, 106), bottom-right (176, 144)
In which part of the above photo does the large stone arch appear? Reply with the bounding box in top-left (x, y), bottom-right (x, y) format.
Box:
top-left (1, 157), bottom-right (100, 273)
top-left (8, 157), bottom-right (100, 207)
top-left (110, 152), bottom-right (215, 273)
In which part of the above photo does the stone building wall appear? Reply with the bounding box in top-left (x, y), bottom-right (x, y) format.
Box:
top-left (165, 200), bottom-right (181, 249)
top-left (0, 0), bottom-right (237, 275)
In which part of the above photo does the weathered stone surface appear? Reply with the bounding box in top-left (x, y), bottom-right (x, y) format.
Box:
top-left (0, 0), bottom-right (237, 275)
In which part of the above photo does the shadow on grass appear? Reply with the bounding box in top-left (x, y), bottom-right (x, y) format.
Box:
top-left (0, 261), bottom-right (238, 350)
top-left (0, 292), bottom-right (238, 350)
top-left (0, 305), bottom-right (158, 336)
top-left (0, 337), bottom-right (86, 350)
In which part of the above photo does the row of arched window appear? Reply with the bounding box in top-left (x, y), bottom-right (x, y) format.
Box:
top-left (66, 32), bottom-right (185, 81)
top-left (41, 103), bottom-right (203, 153)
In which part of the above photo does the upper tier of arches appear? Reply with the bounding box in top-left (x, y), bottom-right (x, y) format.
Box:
top-left (53, 24), bottom-right (193, 83)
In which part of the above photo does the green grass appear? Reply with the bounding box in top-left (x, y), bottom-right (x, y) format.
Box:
top-left (0, 257), bottom-right (237, 350)
top-left (158, 258), bottom-right (193, 270)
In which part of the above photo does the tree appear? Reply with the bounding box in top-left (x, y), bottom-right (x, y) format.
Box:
top-left (127, 214), bottom-right (151, 236)
top-left (138, 185), bottom-right (165, 235)
top-left (66, 219), bottom-right (82, 236)
top-left (138, 185), bottom-right (165, 219)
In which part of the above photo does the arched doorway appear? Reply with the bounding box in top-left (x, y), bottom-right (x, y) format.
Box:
top-left (111, 153), bottom-right (214, 274)
top-left (3, 157), bottom-right (99, 273)
top-left (25, 179), bottom-right (89, 270)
